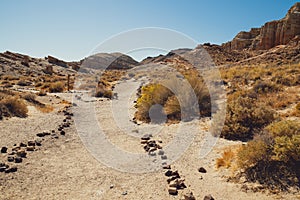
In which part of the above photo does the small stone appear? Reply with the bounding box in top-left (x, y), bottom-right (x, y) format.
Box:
top-left (158, 150), bottom-right (164, 155)
top-left (122, 191), bottom-right (127, 195)
top-left (35, 139), bottom-right (42, 146)
top-left (162, 164), bottom-right (171, 169)
top-left (28, 140), bottom-right (35, 146)
top-left (161, 155), bottom-right (167, 160)
top-left (203, 194), bottom-right (214, 200)
top-left (165, 170), bottom-right (173, 177)
top-left (51, 133), bottom-right (59, 139)
top-left (0, 166), bottom-right (6, 172)
top-left (7, 156), bottom-right (14, 162)
top-left (19, 142), bottom-right (27, 147)
top-left (140, 140), bottom-right (148, 144)
top-left (15, 157), bottom-right (22, 163)
top-left (60, 130), bottom-right (65, 135)
top-left (12, 146), bottom-right (21, 152)
top-left (5, 166), bottom-right (17, 173)
top-left (168, 187), bottom-right (178, 195)
top-left (110, 184), bottom-right (114, 189)
top-left (143, 145), bottom-right (150, 152)
top-left (198, 167), bottom-right (207, 173)
top-left (180, 191), bottom-right (196, 200)
top-left (26, 146), bottom-right (35, 151)
top-left (1, 147), bottom-right (8, 153)
top-left (17, 149), bottom-right (27, 158)
top-left (36, 132), bottom-right (46, 137)
top-left (141, 134), bottom-right (151, 140)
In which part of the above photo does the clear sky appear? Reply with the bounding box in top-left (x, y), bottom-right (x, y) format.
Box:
top-left (0, 0), bottom-right (298, 61)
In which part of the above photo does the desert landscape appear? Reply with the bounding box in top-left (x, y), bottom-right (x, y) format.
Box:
top-left (0, 2), bottom-right (300, 200)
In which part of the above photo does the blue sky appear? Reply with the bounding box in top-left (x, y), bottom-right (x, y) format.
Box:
top-left (0, 0), bottom-right (298, 61)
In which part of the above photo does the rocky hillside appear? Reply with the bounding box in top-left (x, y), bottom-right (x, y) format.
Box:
top-left (81, 52), bottom-right (139, 70)
top-left (223, 2), bottom-right (300, 51)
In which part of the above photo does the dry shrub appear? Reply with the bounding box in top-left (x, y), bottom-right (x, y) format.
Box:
top-left (0, 96), bottom-right (28, 118)
top-left (37, 105), bottom-right (54, 113)
top-left (222, 90), bottom-right (276, 141)
top-left (135, 84), bottom-right (172, 122)
top-left (95, 87), bottom-right (113, 99)
top-left (252, 80), bottom-right (280, 94)
top-left (49, 82), bottom-right (65, 93)
top-left (236, 120), bottom-right (300, 190)
top-left (135, 73), bottom-right (211, 122)
top-left (16, 80), bottom-right (31, 86)
top-left (216, 148), bottom-right (236, 169)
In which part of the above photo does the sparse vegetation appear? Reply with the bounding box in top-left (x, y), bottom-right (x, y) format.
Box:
top-left (49, 82), bottom-right (65, 93)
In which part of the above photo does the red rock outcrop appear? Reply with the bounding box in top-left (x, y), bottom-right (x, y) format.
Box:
top-left (223, 2), bottom-right (300, 50)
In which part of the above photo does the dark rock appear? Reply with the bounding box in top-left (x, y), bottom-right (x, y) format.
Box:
top-left (5, 166), bottom-right (17, 173)
top-left (161, 155), bottom-right (167, 160)
top-left (168, 187), bottom-right (178, 195)
top-left (19, 142), bottom-right (27, 147)
top-left (60, 130), bottom-right (65, 135)
top-left (162, 164), bottom-right (171, 169)
top-left (165, 170), bottom-right (173, 177)
top-left (143, 145), bottom-right (150, 152)
top-left (26, 146), bottom-right (35, 151)
top-left (1, 146), bottom-right (8, 153)
top-left (15, 157), bottom-right (22, 163)
top-left (198, 167), bottom-right (207, 173)
top-left (141, 134), bottom-right (151, 140)
top-left (35, 139), bottom-right (42, 146)
top-left (28, 140), bottom-right (35, 146)
top-left (203, 194), bottom-right (215, 200)
top-left (17, 149), bottom-right (27, 158)
top-left (7, 156), bottom-right (14, 162)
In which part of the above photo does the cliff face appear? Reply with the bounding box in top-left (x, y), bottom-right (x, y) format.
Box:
top-left (223, 2), bottom-right (300, 50)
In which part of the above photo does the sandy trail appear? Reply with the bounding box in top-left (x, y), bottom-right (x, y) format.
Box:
top-left (0, 79), bottom-right (296, 200)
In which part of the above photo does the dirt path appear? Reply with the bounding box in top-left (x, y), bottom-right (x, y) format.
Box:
top-left (0, 80), bottom-right (297, 199)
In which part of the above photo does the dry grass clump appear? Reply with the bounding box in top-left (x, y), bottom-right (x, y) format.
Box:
top-left (0, 95), bottom-right (28, 119)
top-left (94, 87), bottom-right (113, 99)
top-left (48, 82), bottom-right (65, 93)
top-left (216, 148), bottom-right (236, 169)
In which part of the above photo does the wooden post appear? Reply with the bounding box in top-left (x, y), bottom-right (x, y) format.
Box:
top-left (67, 74), bottom-right (70, 91)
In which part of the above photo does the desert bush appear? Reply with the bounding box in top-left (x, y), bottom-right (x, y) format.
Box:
top-left (135, 84), bottom-right (172, 122)
top-left (235, 120), bottom-right (300, 190)
top-left (135, 73), bottom-right (211, 122)
top-left (95, 87), bottom-right (113, 99)
top-left (0, 96), bottom-right (28, 118)
top-left (253, 80), bottom-right (280, 94)
top-left (17, 80), bottom-right (32, 86)
top-left (49, 82), bottom-right (64, 93)
top-left (221, 90), bottom-right (276, 141)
